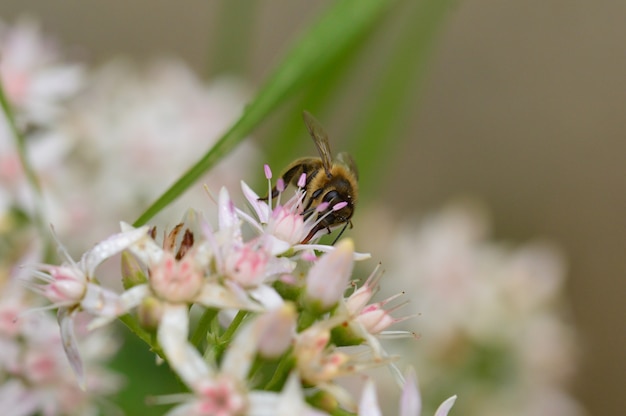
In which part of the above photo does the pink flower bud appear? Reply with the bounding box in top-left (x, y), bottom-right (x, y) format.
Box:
top-left (44, 266), bottom-right (86, 303)
top-left (256, 303), bottom-right (297, 359)
top-left (305, 239), bottom-right (355, 312)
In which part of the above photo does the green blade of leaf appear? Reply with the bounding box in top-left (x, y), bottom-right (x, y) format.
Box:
top-left (348, 0), bottom-right (454, 198)
top-left (262, 16), bottom-right (384, 175)
top-left (133, 0), bottom-right (397, 227)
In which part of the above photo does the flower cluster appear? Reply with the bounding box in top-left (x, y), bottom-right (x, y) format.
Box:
top-left (28, 169), bottom-right (456, 415)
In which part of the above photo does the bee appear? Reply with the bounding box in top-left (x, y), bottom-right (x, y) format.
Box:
top-left (265, 111), bottom-right (359, 244)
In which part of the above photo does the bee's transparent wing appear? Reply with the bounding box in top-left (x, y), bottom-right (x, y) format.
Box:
top-left (303, 111), bottom-right (333, 176)
top-left (337, 152), bottom-right (359, 180)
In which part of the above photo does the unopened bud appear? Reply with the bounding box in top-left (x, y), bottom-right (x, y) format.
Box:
top-left (257, 303), bottom-right (297, 359)
top-left (137, 296), bottom-right (163, 331)
top-left (121, 250), bottom-right (147, 289)
top-left (305, 239), bottom-right (355, 313)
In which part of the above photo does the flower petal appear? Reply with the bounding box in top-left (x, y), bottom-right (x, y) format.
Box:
top-left (81, 282), bottom-right (124, 317)
top-left (80, 226), bottom-right (149, 278)
top-left (434, 395), bottom-right (457, 416)
top-left (58, 307), bottom-right (85, 389)
top-left (158, 304), bottom-right (212, 387)
top-left (241, 180), bottom-right (270, 223)
top-left (88, 284), bottom-right (150, 330)
top-left (218, 187), bottom-right (241, 237)
top-left (196, 282), bottom-right (263, 312)
top-left (121, 222), bottom-right (165, 265)
top-left (400, 367), bottom-right (421, 416)
top-left (358, 379), bottom-right (382, 416)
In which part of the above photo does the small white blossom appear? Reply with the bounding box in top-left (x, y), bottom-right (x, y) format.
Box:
top-left (29, 226), bottom-right (148, 387)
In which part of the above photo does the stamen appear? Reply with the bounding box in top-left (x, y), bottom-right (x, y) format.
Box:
top-left (316, 202), bottom-right (330, 212)
top-left (264, 166), bottom-right (273, 211)
top-left (297, 173), bottom-right (307, 188)
top-left (276, 178), bottom-right (285, 192)
top-left (49, 225), bottom-right (77, 268)
top-left (333, 201), bottom-right (348, 211)
top-left (276, 178), bottom-right (285, 208)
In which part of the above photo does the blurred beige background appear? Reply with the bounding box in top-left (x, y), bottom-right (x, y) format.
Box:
top-left (1, 0), bottom-right (624, 414)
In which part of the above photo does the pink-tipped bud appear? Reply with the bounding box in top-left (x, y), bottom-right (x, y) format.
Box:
top-left (44, 266), bottom-right (86, 303)
top-left (305, 239), bottom-right (355, 312)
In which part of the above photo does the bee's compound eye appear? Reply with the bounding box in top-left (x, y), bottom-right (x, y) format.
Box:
top-left (323, 190), bottom-right (340, 204)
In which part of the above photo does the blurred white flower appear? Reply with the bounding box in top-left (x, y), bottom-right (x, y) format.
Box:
top-left (0, 247), bottom-right (122, 416)
top-left (366, 203), bottom-right (583, 416)
top-left (43, 58), bottom-right (260, 248)
top-left (0, 17), bottom-right (84, 124)
top-left (0, 18), bottom-right (80, 221)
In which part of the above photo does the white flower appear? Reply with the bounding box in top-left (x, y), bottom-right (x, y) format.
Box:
top-left (212, 187), bottom-right (295, 299)
top-left (162, 308), bottom-right (303, 416)
top-left (239, 167), bottom-right (370, 260)
top-left (333, 263), bottom-right (414, 358)
top-left (42, 59), bottom-right (259, 248)
top-left (29, 226), bottom-right (148, 387)
top-left (293, 317), bottom-right (394, 411)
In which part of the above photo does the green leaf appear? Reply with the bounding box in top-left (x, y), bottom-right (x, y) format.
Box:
top-left (133, 0), bottom-right (397, 226)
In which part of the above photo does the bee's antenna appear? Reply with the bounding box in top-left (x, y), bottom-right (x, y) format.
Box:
top-left (331, 222), bottom-right (350, 245)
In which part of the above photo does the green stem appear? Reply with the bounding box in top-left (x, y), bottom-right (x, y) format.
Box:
top-left (119, 314), bottom-right (164, 359)
top-left (297, 307), bottom-right (319, 332)
top-left (263, 354), bottom-right (295, 391)
top-left (0, 79), bottom-right (48, 240)
top-left (214, 310), bottom-right (248, 362)
top-left (190, 307), bottom-right (218, 348)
